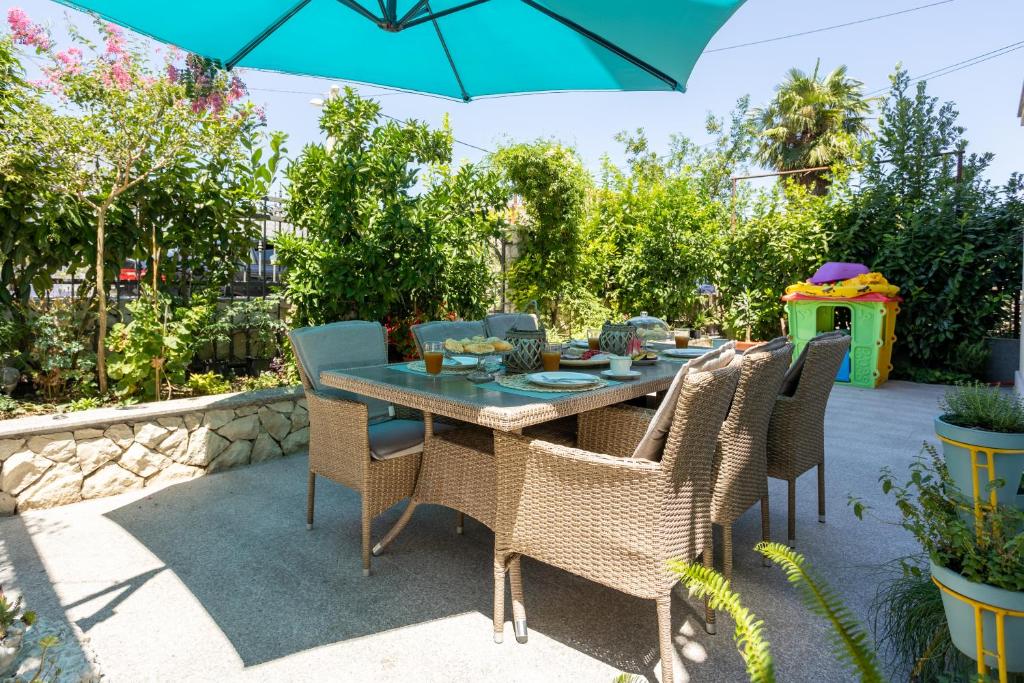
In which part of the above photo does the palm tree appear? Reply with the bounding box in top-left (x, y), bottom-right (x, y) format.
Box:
top-left (752, 60), bottom-right (871, 193)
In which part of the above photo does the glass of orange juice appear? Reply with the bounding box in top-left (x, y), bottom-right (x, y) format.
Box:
top-left (423, 342), bottom-right (444, 375)
top-left (674, 328), bottom-right (691, 349)
top-left (541, 343), bottom-right (562, 371)
top-left (587, 328), bottom-right (600, 351)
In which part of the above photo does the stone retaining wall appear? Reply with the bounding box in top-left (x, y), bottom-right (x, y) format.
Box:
top-left (0, 387), bottom-right (308, 515)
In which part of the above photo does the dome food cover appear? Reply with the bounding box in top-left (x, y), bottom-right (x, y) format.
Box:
top-left (626, 312), bottom-right (670, 340)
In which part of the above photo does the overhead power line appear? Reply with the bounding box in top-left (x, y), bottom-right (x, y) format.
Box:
top-left (705, 0), bottom-right (955, 53)
top-left (866, 39), bottom-right (1024, 95)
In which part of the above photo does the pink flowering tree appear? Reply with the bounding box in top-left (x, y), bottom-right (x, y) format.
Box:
top-left (6, 10), bottom-right (277, 393)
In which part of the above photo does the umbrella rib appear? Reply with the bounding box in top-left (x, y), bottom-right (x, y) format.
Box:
top-left (397, 0), bottom-right (429, 26)
top-left (519, 0), bottom-right (679, 90)
top-left (401, 0), bottom-right (491, 30)
top-left (337, 0), bottom-right (386, 26)
top-left (226, 0), bottom-right (313, 69)
top-left (425, 1), bottom-right (471, 101)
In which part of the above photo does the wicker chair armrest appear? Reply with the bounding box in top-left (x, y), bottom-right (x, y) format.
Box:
top-left (306, 391), bottom-right (371, 434)
top-left (577, 405), bottom-right (655, 458)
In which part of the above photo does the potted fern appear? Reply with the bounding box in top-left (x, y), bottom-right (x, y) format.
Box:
top-left (935, 383), bottom-right (1024, 513)
top-left (0, 586), bottom-right (36, 675)
top-left (871, 450), bottom-right (1024, 675)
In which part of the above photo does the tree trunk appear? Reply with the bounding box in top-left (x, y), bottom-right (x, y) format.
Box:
top-left (96, 207), bottom-right (108, 394)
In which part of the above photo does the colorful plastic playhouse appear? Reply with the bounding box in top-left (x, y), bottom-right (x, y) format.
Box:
top-left (783, 264), bottom-right (901, 389)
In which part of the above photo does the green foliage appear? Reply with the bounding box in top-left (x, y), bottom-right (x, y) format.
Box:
top-left (672, 561), bottom-right (775, 683)
top-left (855, 445), bottom-right (1024, 591)
top-left (751, 60), bottom-right (871, 192)
top-left (869, 557), bottom-right (971, 682)
top-left (186, 371), bottom-right (233, 397)
top-left (279, 89), bottom-right (502, 328)
top-left (493, 140), bottom-right (590, 329)
top-left (940, 382), bottom-right (1024, 433)
top-left (0, 395), bottom-right (16, 414)
top-left (0, 585), bottom-right (35, 640)
top-left (831, 69), bottom-right (1022, 377)
top-left (26, 299), bottom-right (96, 401)
top-left (756, 542), bottom-right (884, 682)
top-left (215, 296), bottom-right (288, 359)
top-left (238, 371), bottom-right (287, 392)
top-left (64, 396), bottom-right (103, 412)
top-left (106, 286), bottom-right (214, 400)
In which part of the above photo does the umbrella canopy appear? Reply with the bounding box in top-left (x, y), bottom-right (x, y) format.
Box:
top-left (54, 0), bottom-right (744, 101)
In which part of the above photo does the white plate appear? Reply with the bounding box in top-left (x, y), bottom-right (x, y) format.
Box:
top-left (601, 369), bottom-right (642, 380)
top-left (560, 353), bottom-right (611, 367)
top-left (444, 356), bottom-right (478, 367)
top-left (662, 348), bottom-right (707, 359)
top-left (526, 371), bottom-right (600, 388)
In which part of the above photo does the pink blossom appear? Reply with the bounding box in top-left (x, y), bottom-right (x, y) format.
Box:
top-left (166, 63), bottom-right (179, 83)
top-left (109, 62), bottom-right (131, 89)
top-left (254, 105), bottom-right (267, 125)
top-left (55, 47), bottom-right (82, 74)
top-left (226, 75), bottom-right (247, 104)
top-left (7, 8), bottom-right (52, 50)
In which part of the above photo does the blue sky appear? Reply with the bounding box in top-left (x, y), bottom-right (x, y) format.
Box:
top-left (7, 0), bottom-right (1024, 185)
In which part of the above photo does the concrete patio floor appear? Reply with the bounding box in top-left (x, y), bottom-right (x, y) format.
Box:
top-left (0, 380), bottom-right (945, 682)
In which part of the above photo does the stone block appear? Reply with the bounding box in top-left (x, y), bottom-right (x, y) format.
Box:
top-left (1, 451), bottom-right (52, 495)
top-left (281, 427), bottom-right (309, 454)
top-left (235, 406), bottom-right (259, 417)
top-left (104, 424), bottom-right (134, 449)
top-left (207, 439), bottom-right (251, 473)
top-left (156, 428), bottom-right (189, 461)
top-left (118, 443), bottom-right (170, 479)
top-left (268, 401), bottom-right (294, 415)
top-left (17, 463), bottom-right (82, 510)
top-left (27, 432), bottom-right (76, 462)
top-left (157, 416), bottom-right (185, 431)
top-left (183, 427), bottom-right (229, 467)
top-left (76, 438), bottom-right (122, 476)
top-left (73, 428), bottom-right (104, 441)
top-left (183, 413), bottom-right (202, 431)
top-left (0, 491), bottom-right (15, 515)
top-left (258, 407), bottom-right (291, 442)
top-left (203, 409), bottom-right (235, 430)
top-left (218, 415), bottom-right (259, 441)
top-left (133, 422), bottom-right (169, 449)
top-left (147, 463), bottom-right (203, 486)
top-left (82, 463), bottom-right (142, 500)
top-left (0, 439), bottom-right (25, 461)
top-left (250, 432), bottom-right (283, 463)
top-left (290, 405), bottom-right (309, 430)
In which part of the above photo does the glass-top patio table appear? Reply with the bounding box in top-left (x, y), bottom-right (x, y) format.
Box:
top-left (319, 360), bottom-right (683, 609)
top-left (319, 361), bottom-right (681, 433)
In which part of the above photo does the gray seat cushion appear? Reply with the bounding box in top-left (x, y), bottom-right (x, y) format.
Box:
top-left (484, 313), bottom-right (539, 340)
top-left (779, 330), bottom-right (848, 397)
top-left (743, 335), bottom-right (790, 355)
top-left (369, 419), bottom-right (454, 460)
top-left (632, 341), bottom-right (737, 461)
top-left (411, 320), bottom-right (487, 355)
top-left (288, 320), bottom-right (392, 421)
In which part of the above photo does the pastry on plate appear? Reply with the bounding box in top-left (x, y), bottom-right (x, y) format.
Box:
top-left (443, 339), bottom-right (464, 353)
top-left (465, 342), bottom-right (495, 354)
top-left (491, 340), bottom-right (513, 352)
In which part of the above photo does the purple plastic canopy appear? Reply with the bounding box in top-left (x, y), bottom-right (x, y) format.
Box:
top-left (809, 262), bottom-right (869, 284)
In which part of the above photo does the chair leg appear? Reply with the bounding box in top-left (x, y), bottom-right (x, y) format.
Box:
top-left (493, 557), bottom-right (507, 644)
top-left (306, 471), bottom-right (315, 530)
top-left (817, 462), bottom-right (826, 524)
top-left (656, 594), bottom-right (674, 683)
top-left (509, 555), bottom-right (528, 644)
top-left (761, 495), bottom-right (771, 567)
top-left (361, 501), bottom-right (372, 577)
top-left (373, 500), bottom-right (418, 557)
top-left (703, 544), bottom-right (716, 635)
top-left (723, 525), bottom-right (733, 583)
top-left (456, 511), bottom-right (465, 535)
top-left (787, 479), bottom-right (796, 548)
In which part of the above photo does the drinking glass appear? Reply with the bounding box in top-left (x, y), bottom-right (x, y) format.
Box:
top-left (541, 343), bottom-right (562, 371)
top-left (674, 328), bottom-right (691, 349)
top-left (423, 342), bottom-right (444, 375)
top-left (587, 328), bottom-right (600, 351)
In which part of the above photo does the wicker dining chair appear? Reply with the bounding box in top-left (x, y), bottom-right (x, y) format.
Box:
top-left (710, 337), bottom-right (792, 583)
top-left (492, 353), bottom-right (742, 683)
top-left (766, 331), bottom-right (851, 547)
top-left (410, 320), bottom-right (488, 357)
top-left (290, 320), bottom-right (449, 576)
top-left (483, 312), bottom-right (539, 339)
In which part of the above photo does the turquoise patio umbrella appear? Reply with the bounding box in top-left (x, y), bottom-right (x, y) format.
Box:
top-left (54, 0), bottom-right (744, 101)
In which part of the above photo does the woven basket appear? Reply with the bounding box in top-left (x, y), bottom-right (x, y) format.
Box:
top-left (599, 322), bottom-right (638, 356)
top-left (504, 327), bottom-right (547, 374)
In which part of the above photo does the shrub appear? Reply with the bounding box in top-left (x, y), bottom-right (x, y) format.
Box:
top-left (939, 382), bottom-right (1024, 433)
top-left (26, 299), bottom-right (96, 401)
top-left (186, 371), bottom-right (232, 397)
